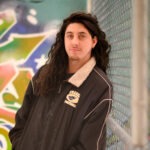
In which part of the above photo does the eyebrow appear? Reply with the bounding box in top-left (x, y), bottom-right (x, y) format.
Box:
top-left (65, 31), bottom-right (87, 35)
top-left (65, 32), bottom-right (72, 34)
top-left (79, 32), bottom-right (87, 35)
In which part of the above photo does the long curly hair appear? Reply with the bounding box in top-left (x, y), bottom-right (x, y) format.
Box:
top-left (34, 12), bottom-right (111, 96)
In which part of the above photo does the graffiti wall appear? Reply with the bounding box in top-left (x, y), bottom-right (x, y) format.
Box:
top-left (0, 0), bottom-right (86, 149)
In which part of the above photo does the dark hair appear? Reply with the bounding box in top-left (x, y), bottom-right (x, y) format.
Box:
top-left (34, 12), bottom-right (111, 96)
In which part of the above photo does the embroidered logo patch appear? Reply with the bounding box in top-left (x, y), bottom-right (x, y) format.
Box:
top-left (64, 90), bottom-right (80, 108)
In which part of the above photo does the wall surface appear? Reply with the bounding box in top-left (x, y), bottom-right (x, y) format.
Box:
top-left (0, 0), bottom-right (86, 149)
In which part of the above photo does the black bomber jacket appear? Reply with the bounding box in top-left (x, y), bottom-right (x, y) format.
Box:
top-left (9, 57), bottom-right (113, 150)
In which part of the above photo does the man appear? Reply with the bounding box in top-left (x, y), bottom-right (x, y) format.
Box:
top-left (9, 12), bottom-right (113, 150)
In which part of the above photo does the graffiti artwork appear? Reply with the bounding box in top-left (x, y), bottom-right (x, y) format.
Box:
top-left (0, 0), bottom-right (87, 148)
top-left (0, 6), bottom-right (57, 150)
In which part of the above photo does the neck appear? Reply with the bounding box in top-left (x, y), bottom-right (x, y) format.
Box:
top-left (67, 58), bottom-right (91, 73)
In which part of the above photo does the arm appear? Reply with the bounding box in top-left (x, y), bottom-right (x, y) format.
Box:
top-left (9, 80), bottom-right (35, 149)
top-left (69, 88), bottom-right (112, 150)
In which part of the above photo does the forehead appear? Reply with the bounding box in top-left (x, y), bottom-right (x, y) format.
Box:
top-left (65, 23), bottom-right (89, 33)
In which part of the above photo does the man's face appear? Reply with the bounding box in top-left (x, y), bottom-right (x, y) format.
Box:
top-left (64, 23), bottom-right (97, 63)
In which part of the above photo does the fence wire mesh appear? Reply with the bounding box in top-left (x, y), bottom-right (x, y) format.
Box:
top-left (91, 0), bottom-right (132, 149)
top-left (92, 0), bottom-right (150, 149)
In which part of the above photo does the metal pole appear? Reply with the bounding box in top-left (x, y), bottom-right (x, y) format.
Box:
top-left (87, 0), bottom-right (92, 13)
top-left (131, 0), bottom-right (148, 149)
top-left (107, 116), bottom-right (133, 150)
top-left (148, 0), bottom-right (150, 146)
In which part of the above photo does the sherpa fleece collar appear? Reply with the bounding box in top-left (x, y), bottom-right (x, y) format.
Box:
top-left (67, 57), bottom-right (96, 87)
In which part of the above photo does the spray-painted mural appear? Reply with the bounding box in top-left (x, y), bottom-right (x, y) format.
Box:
top-left (0, 0), bottom-right (86, 149)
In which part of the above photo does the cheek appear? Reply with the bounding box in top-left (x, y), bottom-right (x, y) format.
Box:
top-left (64, 39), bottom-right (69, 49)
top-left (83, 42), bottom-right (93, 50)
top-left (64, 41), bottom-right (70, 55)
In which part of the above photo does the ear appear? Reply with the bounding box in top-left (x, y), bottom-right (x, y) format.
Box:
top-left (92, 36), bottom-right (98, 48)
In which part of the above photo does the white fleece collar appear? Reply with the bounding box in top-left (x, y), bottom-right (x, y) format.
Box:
top-left (67, 57), bottom-right (96, 87)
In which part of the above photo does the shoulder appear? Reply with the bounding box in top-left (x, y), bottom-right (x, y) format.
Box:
top-left (92, 66), bottom-right (112, 88)
top-left (88, 66), bottom-right (113, 99)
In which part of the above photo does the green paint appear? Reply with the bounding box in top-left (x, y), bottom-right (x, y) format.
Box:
top-left (0, 14), bottom-right (16, 36)
top-left (27, 0), bottom-right (87, 23)
top-left (0, 34), bottom-right (45, 63)
top-left (0, 127), bottom-right (12, 150)
top-left (3, 93), bottom-right (16, 105)
top-left (6, 106), bottom-right (18, 111)
top-left (0, 120), bottom-right (5, 124)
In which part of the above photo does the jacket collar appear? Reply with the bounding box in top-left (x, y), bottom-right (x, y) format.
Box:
top-left (67, 57), bottom-right (96, 87)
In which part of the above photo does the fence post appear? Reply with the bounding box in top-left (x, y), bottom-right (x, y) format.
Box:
top-left (87, 0), bottom-right (92, 13)
top-left (131, 0), bottom-right (148, 149)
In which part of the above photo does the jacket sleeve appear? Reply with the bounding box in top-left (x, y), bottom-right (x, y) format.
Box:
top-left (69, 87), bottom-right (112, 150)
top-left (9, 80), bottom-right (35, 150)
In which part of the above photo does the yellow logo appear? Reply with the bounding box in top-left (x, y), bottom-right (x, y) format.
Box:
top-left (64, 90), bottom-right (80, 108)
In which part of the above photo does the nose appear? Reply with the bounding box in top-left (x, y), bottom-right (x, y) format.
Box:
top-left (72, 36), bottom-right (79, 46)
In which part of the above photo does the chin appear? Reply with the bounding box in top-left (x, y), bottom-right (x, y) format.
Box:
top-left (69, 56), bottom-right (80, 61)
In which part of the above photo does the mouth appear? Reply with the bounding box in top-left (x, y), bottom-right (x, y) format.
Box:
top-left (70, 48), bottom-right (80, 52)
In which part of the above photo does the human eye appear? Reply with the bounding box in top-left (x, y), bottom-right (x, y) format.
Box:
top-left (79, 33), bottom-right (86, 40)
top-left (66, 33), bottom-right (73, 39)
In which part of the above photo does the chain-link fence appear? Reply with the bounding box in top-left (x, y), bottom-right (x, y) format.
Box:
top-left (91, 0), bottom-right (149, 149)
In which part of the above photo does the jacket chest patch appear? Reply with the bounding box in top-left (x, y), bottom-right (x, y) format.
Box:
top-left (64, 90), bottom-right (80, 108)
